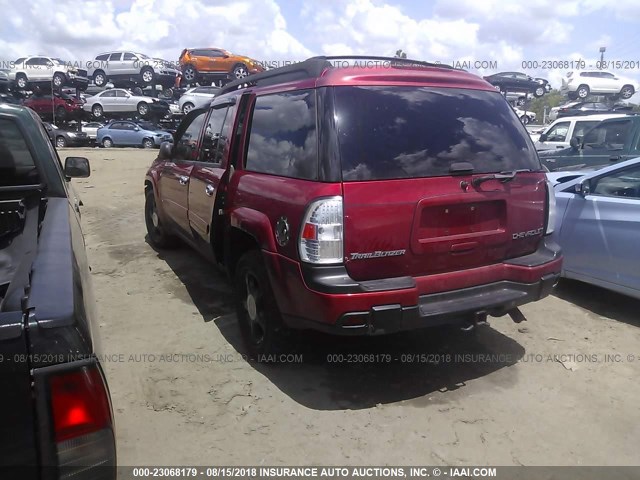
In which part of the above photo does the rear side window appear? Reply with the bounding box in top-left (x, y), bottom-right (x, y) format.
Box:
top-left (245, 90), bottom-right (317, 180)
top-left (333, 86), bottom-right (540, 181)
top-left (0, 118), bottom-right (40, 186)
top-left (583, 120), bottom-right (632, 149)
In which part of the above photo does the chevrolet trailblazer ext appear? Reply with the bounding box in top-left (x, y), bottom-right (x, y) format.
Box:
top-left (144, 56), bottom-right (563, 358)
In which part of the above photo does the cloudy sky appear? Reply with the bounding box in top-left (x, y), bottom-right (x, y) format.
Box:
top-left (1, 0), bottom-right (640, 95)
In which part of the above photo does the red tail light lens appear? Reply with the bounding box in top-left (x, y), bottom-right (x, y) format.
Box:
top-left (50, 367), bottom-right (112, 442)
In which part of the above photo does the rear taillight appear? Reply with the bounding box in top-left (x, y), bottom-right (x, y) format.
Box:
top-left (545, 179), bottom-right (557, 235)
top-left (299, 196), bottom-right (343, 264)
top-left (50, 364), bottom-right (116, 478)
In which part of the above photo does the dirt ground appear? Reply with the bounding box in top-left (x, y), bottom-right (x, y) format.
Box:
top-left (66, 147), bottom-right (640, 466)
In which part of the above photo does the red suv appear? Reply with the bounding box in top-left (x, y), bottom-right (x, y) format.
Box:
top-left (144, 56), bottom-right (562, 359)
top-left (24, 91), bottom-right (84, 121)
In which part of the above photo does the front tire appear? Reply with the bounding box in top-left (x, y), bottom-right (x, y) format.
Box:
top-left (234, 250), bottom-right (290, 360)
top-left (145, 189), bottom-right (178, 248)
top-left (52, 72), bottom-right (65, 88)
top-left (182, 65), bottom-right (197, 83)
top-left (15, 74), bottom-right (27, 89)
top-left (181, 102), bottom-right (195, 114)
top-left (141, 66), bottom-right (155, 85)
top-left (232, 63), bottom-right (249, 79)
top-left (142, 138), bottom-right (154, 149)
top-left (534, 86), bottom-right (545, 97)
top-left (137, 102), bottom-right (150, 116)
top-left (620, 85), bottom-right (635, 100)
top-left (520, 115), bottom-right (529, 125)
top-left (92, 104), bottom-right (104, 118)
top-left (93, 70), bottom-right (107, 87)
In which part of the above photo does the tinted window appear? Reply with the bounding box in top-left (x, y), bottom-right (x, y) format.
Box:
top-left (123, 53), bottom-right (136, 61)
top-left (108, 53), bottom-right (121, 61)
top-left (0, 118), bottom-right (40, 186)
top-left (96, 54), bottom-right (109, 61)
top-left (573, 121), bottom-right (600, 138)
top-left (583, 120), bottom-right (632, 149)
top-left (592, 165), bottom-right (640, 199)
top-left (245, 90), bottom-right (317, 180)
top-left (334, 86), bottom-right (539, 181)
top-left (176, 111), bottom-right (206, 160)
top-left (200, 107), bottom-right (229, 163)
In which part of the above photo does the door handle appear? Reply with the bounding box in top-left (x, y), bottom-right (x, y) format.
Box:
top-left (609, 155), bottom-right (622, 161)
top-left (179, 175), bottom-right (189, 185)
top-left (205, 184), bottom-right (215, 196)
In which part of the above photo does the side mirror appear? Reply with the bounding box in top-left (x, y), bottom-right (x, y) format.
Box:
top-left (569, 136), bottom-right (581, 150)
top-left (134, 126), bottom-right (140, 131)
top-left (539, 133), bottom-right (548, 142)
top-left (575, 179), bottom-right (590, 196)
top-left (64, 157), bottom-right (90, 178)
top-left (158, 141), bottom-right (172, 160)
top-left (222, 54), bottom-right (229, 59)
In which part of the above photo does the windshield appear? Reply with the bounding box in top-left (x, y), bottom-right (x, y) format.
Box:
top-left (334, 86), bottom-right (541, 181)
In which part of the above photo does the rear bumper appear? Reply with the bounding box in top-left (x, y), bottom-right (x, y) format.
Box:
top-left (267, 238), bottom-right (562, 335)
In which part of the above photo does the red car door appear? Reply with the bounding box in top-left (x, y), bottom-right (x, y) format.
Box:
top-left (188, 99), bottom-right (237, 253)
top-left (157, 110), bottom-right (206, 233)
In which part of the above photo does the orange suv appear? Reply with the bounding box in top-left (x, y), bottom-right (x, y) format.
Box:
top-left (178, 48), bottom-right (264, 85)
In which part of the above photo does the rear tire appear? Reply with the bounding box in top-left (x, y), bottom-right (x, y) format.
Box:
top-left (234, 250), bottom-right (290, 360)
top-left (145, 189), bottom-right (179, 248)
top-left (55, 136), bottom-right (67, 148)
top-left (520, 115), bottom-right (529, 125)
top-left (181, 102), bottom-right (195, 114)
top-left (576, 84), bottom-right (590, 99)
top-left (102, 137), bottom-right (113, 148)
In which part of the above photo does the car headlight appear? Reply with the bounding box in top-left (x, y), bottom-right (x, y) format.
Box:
top-left (537, 79), bottom-right (544, 84)
top-left (67, 132), bottom-right (77, 137)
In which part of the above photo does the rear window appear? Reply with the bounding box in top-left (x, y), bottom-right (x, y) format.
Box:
top-left (0, 118), bottom-right (40, 186)
top-left (333, 86), bottom-right (541, 181)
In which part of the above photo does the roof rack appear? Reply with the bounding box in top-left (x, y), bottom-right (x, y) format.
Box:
top-left (218, 55), bottom-right (454, 95)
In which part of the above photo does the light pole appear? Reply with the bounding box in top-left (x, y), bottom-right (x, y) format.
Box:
top-left (599, 46), bottom-right (606, 68)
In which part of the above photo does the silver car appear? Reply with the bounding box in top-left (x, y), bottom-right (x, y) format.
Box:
top-left (88, 51), bottom-right (180, 88)
top-left (178, 86), bottom-right (220, 114)
top-left (83, 88), bottom-right (169, 118)
top-left (8, 56), bottom-right (89, 89)
top-left (549, 157), bottom-right (640, 299)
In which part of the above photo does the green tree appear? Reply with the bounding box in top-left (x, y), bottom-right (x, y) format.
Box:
top-left (527, 90), bottom-right (565, 124)
top-left (395, 49), bottom-right (407, 59)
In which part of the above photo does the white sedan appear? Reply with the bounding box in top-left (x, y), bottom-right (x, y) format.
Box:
top-left (83, 88), bottom-right (168, 118)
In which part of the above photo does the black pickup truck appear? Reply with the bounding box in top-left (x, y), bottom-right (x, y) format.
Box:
top-left (0, 104), bottom-right (115, 478)
top-left (539, 114), bottom-right (640, 171)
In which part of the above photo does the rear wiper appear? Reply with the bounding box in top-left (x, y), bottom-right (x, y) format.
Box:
top-left (472, 169), bottom-right (532, 187)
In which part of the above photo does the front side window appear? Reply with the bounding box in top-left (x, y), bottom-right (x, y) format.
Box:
top-left (334, 86), bottom-right (540, 181)
top-left (245, 90), bottom-right (317, 180)
top-left (123, 53), bottom-right (136, 61)
top-left (592, 165), bottom-right (640, 199)
top-left (546, 122), bottom-right (570, 142)
top-left (0, 118), bottom-right (40, 186)
top-left (108, 53), bottom-right (121, 61)
top-left (199, 106), bottom-right (230, 164)
top-left (583, 120), bottom-right (632, 150)
top-left (175, 111), bottom-right (206, 160)
top-left (101, 90), bottom-right (116, 98)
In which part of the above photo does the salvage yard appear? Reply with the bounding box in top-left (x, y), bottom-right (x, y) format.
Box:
top-left (70, 147), bottom-right (640, 466)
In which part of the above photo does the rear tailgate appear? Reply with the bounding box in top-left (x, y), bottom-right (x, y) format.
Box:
top-left (333, 84), bottom-right (545, 284)
top-left (343, 175), bottom-right (545, 281)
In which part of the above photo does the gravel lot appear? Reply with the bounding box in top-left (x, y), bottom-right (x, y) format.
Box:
top-left (67, 147), bottom-right (640, 466)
